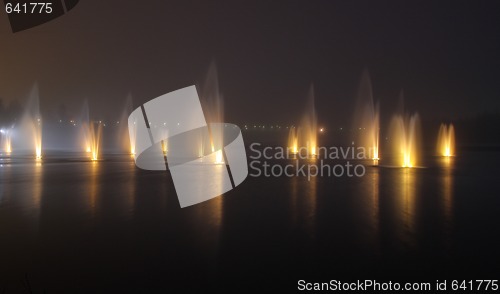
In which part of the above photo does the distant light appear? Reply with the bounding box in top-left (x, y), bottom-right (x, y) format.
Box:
top-left (319, 128), bottom-right (324, 132)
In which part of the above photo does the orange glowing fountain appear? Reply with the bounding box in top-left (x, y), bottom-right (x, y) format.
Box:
top-left (1, 129), bottom-right (12, 153)
top-left (5, 139), bottom-right (11, 153)
top-left (389, 113), bottom-right (421, 168)
top-left (287, 127), bottom-right (299, 155)
top-left (437, 123), bottom-right (455, 157)
top-left (18, 85), bottom-right (43, 160)
top-left (90, 122), bottom-right (102, 161)
top-left (34, 118), bottom-right (42, 160)
top-left (120, 94), bottom-right (136, 156)
top-left (301, 85), bottom-right (318, 157)
top-left (80, 100), bottom-right (102, 161)
top-left (287, 86), bottom-right (318, 158)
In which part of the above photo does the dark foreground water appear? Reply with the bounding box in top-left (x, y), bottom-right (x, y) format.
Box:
top-left (0, 150), bottom-right (499, 292)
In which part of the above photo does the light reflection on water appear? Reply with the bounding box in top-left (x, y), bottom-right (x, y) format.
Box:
top-left (399, 167), bottom-right (416, 236)
top-left (89, 161), bottom-right (99, 217)
top-left (289, 159), bottom-right (317, 239)
top-left (0, 152), bottom-right (499, 290)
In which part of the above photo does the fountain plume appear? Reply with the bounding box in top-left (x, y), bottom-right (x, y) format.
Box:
top-left (15, 84), bottom-right (42, 159)
top-left (437, 123), bottom-right (455, 157)
top-left (288, 127), bottom-right (299, 154)
top-left (1, 128), bottom-right (12, 153)
top-left (80, 100), bottom-right (102, 161)
top-left (287, 86), bottom-right (317, 157)
top-left (119, 94), bottom-right (136, 156)
top-left (353, 70), bottom-right (380, 160)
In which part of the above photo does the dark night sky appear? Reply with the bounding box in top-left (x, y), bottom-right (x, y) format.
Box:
top-left (0, 0), bottom-right (499, 127)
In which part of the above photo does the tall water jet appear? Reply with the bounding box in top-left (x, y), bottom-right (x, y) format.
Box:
top-left (299, 85), bottom-right (317, 157)
top-left (1, 128), bottom-right (12, 153)
top-left (199, 62), bottom-right (225, 164)
top-left (288, 127), bottom-right (300, 154)
top-left (388, 93), bottom-right (421, 168)
top-left (437, 123), bottom-right (455, 157)
top-left (119, 93), bottom-right (136, 156)
top-left (16, 85), bottom-right (42, 159)
top-left (353, 70), bottom-right (380, 160)
top-left (80, 100), bottom-right (102, 161)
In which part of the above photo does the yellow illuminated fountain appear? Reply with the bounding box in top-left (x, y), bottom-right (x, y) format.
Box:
top-left (34, 118), bottom-right (42, 160)
top-left (120, 94), bottom-right (137, 156)
top-left (5, 137), bottom-right (11, 153)
top-left (129, 123), bottom-right (137, 156)
top-left (161, 139), bottom-right (168, 156)
top-left (302, 86), bottom-right (318, 157)
top-left (437, 123), bottom-right (455, 157)
top-left (353, 70), bottom-right (380, 161)
top-left (89, 122), bottom-right (102, 161)
top-left (1, 129), bottom-right (12, 153)
top-left (388, 93), bottom-right (421, 168)
top-left (287, 86), bottom-right (318, 157)
top-left (287, 127), bottom-right (299, 154)
top-left (214, 148), bottom-right (223, 164)
top-left (389, 113), bottom-right (421, 168)
top-left (200, 62), bottom-right (226, 164)
top-left (17, 85), bottom-right (43, 160)
top-left (80, 100), bottom-right (102, 161)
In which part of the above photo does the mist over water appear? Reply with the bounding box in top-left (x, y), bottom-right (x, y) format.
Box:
top-left (0, 66), bottom-right (498, 292)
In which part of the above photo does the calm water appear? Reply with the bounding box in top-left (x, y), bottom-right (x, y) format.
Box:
top-left (0, 149), bottom-right (499, 292)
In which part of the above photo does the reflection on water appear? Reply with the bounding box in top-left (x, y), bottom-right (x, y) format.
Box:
top-left (0, 152), bottom-right (499, 291)
top-left (33, 162), bottom-right (42, 226)
top-left (123, 162), bottom-right (137, 218)
top-left (370, 167), bottom-right (380, 250)
top-left (440, 156), bottom-right (454, 250)
top-left (289, 159), bottom-right (317, 239)
top-left (88, 161), bottom-right (99, 217)
top-left (398, 168), bottom-right (417, 246)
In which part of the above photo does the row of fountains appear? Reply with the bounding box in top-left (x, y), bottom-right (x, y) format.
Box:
top-left (0, 64), bottom-right (228, 165)
top-left (286, 70), bottom-right (455, 167)
top-left (0, 70), bottom-right (456, 167)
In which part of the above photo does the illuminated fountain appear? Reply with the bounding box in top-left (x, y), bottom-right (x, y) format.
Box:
top-left (286, 86), bottom-right (317, 158)
top-left (0, 128), bottom-right (12, 153)
top-left (200, 62), bottom-right (225, 164)
top-left (80, 100), bottom-right (102, 161)
top-left (287, 127), bottom-right (300, 154)
top-left (353, 70), bottom-right (380, 161)
top-left (119, 94), bottom-right (136, 156)
top-left (437, 123), bottom-right (455, 157)
top-left (301, 86), bottom-right (318, 157)
top-left (15, 85), bottom-right (42, 159)
top-left (388, 94), bottom-right (421, 168)
top-left (389, 114), bottom-right (421, 167)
